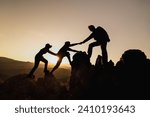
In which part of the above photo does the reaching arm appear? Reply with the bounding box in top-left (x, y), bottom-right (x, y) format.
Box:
top-left (70, 43), bottom-right (80, 47)
top-left (80, 33), bottom-right (93, 44)
top-left (68, 48), bottom-right (79, 53)
top-left (48, 50), bottom-right (57, 56)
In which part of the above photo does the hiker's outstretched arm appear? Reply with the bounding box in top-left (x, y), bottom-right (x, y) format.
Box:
top-left (68, 48), bottom-right (79, 53)
top-left (70, 43), bottom-right (80, 47)
top-left (80, 33), bottom-right (93, 44)
top-left (48, 50), bottom-right (57, 56)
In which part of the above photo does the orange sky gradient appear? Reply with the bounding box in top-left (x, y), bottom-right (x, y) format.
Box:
top-left (0, 0), bottom-right (150, 65)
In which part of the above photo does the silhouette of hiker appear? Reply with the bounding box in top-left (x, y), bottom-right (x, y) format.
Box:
top-left (28, 43), bottom-right (56, 77)
top-left (50, 41), bottom-right (79, 73)
top-left (79, 25), bottom-right (110, 65)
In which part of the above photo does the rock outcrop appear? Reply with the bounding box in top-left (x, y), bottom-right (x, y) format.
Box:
top-left (0, 49), bottom-right (150, 100)
top-left (0, 73), bottom-right (68, 100)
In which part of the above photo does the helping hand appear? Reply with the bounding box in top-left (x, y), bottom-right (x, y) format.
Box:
top-left (79, 42), bottom-right (84, 45)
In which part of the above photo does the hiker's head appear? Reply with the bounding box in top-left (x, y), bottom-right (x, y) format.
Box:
top-left (45, 43), bottom-right (52, 48)
top-left (88, 25), bottom-right (95, 31)
top-left (65, 41), bottom-right (70, 46)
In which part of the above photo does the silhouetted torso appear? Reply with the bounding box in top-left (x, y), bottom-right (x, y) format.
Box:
top-left (91, 26), bottom-right (110, 43)
top-left (57, 45), bottom-right (69, 56)
top-left (36, 48), bottom-right (50, 57)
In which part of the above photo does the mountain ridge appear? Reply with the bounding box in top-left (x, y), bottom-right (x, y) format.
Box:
top-left (0, 56), bottom-right (31, 63)
top-left (0, 56), bottom-right (70, 83)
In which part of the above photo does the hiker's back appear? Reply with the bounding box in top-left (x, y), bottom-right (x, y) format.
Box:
top-left (36, 48), bottom-right (48, 57)
top-left (94, 26), bottom-right (110, 43)
top-left (58, 44), bottom-right (69, 54)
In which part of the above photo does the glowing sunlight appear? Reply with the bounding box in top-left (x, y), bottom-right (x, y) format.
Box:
top-left (44, 54), bottom-right (59, 65)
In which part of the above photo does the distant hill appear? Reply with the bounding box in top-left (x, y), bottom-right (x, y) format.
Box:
top-left (0, 57), bottom-right (32, 80)
top-left (0, 57), bottom-right (33, 71)
top-left (0, 57), bottom-right (70, 83)
top-left (0, 57), bottom-right (28, 63)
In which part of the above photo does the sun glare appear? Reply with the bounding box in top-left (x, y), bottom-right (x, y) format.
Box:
top-left (43, 54), bottom-right (59, 65)
top-left (43, 53), bottom-right (70, 66)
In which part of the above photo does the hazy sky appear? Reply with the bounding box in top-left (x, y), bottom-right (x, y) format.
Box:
top-left (0, 0), bottom-right (150, 65)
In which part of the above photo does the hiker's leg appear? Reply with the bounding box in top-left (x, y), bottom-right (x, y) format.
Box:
top-left (29, 58), bottom-right (40, 76)
top-left (88, 42), bottom-right (100, 58)
top-left (66, 52), bottom-right (72, 64)
top-left (51, 57), bottom-right (62, 73)
top-left (101, 42), bottom-right (108, 65)
top-left (41, 57), bottom-right (48, 73)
